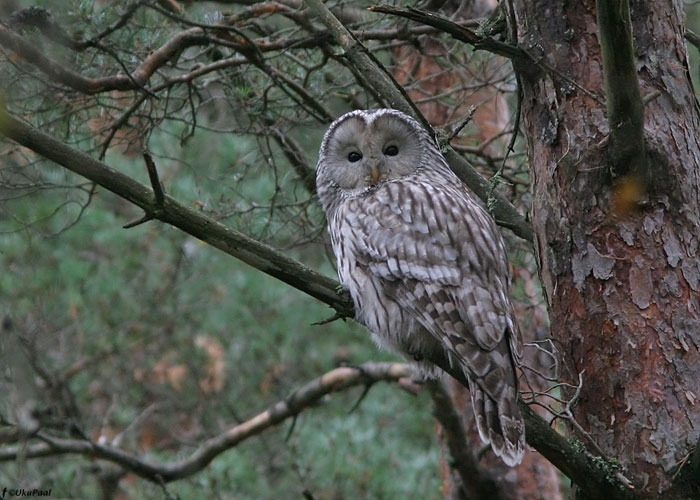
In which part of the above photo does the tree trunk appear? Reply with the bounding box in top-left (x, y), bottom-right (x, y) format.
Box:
top-left (514, 0), bottom-right (700, 496)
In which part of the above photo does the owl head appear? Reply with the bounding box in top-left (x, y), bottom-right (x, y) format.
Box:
top-left (316, 109), bottom-right (441, 213)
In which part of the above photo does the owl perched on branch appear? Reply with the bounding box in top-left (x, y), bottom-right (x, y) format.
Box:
top-left (316, 109), bottom-right (524, 466)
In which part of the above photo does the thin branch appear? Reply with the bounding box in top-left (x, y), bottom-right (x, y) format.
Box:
top-left (687, 438), bottom-right (700, 487)
top-left (304, 0), bottom-right (424, 122)
top-left (81, 2), bottom-right (143, 49)
top-left (369, 5), bottom-right (526, 61)
top-left (268, 121), bottom-right (317, 195)
top-left (123, 153), bottom-right (166, 228)
top-left (0, 363), bottom-right (412, 483)
top-left (671, 434), bottom-right (700, 495)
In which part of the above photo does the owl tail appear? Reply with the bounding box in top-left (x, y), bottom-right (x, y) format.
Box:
top-left (468, 376), bottom-right (525, 466)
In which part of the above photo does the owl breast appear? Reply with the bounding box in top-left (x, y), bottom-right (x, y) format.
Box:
top-left (329, 188), bottom-right (445, 372)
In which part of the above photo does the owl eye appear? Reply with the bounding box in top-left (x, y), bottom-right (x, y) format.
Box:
top-left (384, 145), bottom-right (399, 156)
top-left (347, 151), bottom-right (362, 162)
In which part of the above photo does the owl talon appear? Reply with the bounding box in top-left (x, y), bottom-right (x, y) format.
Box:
top-left (397, 377), bottom-right (423, 395)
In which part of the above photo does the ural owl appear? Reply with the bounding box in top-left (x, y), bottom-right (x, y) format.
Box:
top-left (315, 109), bottom-right (525, 466)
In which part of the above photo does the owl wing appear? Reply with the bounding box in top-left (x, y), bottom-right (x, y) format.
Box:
top-left (347, 178), bottom-right (524, 464)
top-left (349, 178), bottom-right (521, 361)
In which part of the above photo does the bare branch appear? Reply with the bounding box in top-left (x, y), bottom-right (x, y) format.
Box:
top-left (0, 363), bottom-right (412, 483)
top-left (304, 0), bottom-right (422, 121)
top-left (369, 5), bottom-right (526, 61)
top-left (268, 122), bottom-right (317, 195)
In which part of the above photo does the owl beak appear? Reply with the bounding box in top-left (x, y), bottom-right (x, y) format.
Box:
top-left (370, 166), bottom-right (381, 183)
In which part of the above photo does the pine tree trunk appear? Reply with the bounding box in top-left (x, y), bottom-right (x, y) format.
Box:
top-left (513, 1), bottom-right (700, 496)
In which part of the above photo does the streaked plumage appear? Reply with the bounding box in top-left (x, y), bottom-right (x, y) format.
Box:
top-left (316, 109), bottom-right (524, 466)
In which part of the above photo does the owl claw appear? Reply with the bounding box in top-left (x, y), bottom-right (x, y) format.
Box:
top-left (398, 377), bottom-right (423, 395)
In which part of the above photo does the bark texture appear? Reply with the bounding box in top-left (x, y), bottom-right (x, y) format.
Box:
top-left (513, 0), bottom-right (700, 495)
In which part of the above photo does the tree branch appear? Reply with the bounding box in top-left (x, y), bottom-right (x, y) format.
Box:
top-left (596, 0), bottom-right (647, 182)
top-left (685, 29), bottom-right (700, 51)
top-left (368, 5), bottom-right (526, 61)
top-left (0, 109), bottom-right (354, 319)
top-left (304, 0), bottom-right (423, 121)
top-left (0, 7), bottom-right (483, 96)
top-left (0, 363), bottom-right (411, 483)
top-left (0, 23), bottom-right (219, 94)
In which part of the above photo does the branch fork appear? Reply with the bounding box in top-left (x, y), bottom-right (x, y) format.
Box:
top-left (123, 153), bottom-right (166, 229)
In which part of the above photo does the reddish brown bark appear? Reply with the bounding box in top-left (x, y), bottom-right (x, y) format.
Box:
top-left (514, 0), bottom-right (700, 496)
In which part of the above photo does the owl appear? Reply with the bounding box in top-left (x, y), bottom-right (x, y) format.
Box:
top-left (316, 109), bottom-right (524, 465)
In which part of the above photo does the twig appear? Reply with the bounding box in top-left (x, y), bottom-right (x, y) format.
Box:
top-left (143, 153), bottom-right (165, 206)
top-left (448, 105), bottom-right (477, 141)
top-left (123, 153), bottom-right (166, 228)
